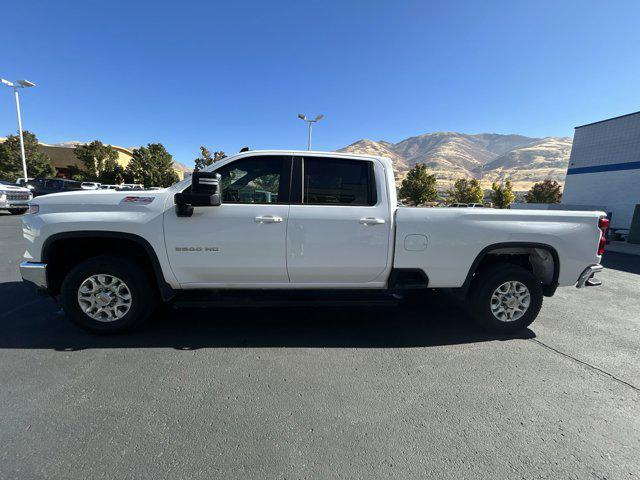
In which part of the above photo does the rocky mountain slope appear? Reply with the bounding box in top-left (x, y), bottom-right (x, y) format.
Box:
top-left (338, 132), bottom-right (572, 190)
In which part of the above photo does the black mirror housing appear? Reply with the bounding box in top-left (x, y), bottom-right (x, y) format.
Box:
top-left (175, 172), bottom-right (222, 217)
top-left (192, 171), bottom-right (222, 196)
top-left (174, 191), bottom-right (221, 207)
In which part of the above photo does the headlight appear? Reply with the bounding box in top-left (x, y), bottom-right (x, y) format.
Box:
top-left (26, 204), bottom-right (39, 214)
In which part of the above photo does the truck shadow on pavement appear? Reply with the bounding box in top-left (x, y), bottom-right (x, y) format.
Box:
top-left (0, 281), bottom-right (535, 351)
top-left (601, 251), bottom-right (640, 275)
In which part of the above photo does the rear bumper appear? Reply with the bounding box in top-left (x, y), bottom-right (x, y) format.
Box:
top-left (20, 262), bottom-right (48, 289)
top-left (576, 264), bottom-right (603, 288)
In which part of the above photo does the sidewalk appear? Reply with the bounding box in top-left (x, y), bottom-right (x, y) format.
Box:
top-left (606, 240), bottom-right (640, 256)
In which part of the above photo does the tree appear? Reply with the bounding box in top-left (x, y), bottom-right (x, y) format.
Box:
top-left (398, 164), bottom-right (438, 206)
top-left (98, 163), bottom-right (126, 185)
top-left (124, 143), bottom-right (179, 188)
top-left (74, 140), bottom-right (125, 184)
top-left (446, 178), bottom-right (484, 204)
top-left (194, 146), bottom-right (226, 171)
top-left (490, 179), bottom-right (515, 209)
top-left (525, 179), bottom-right (562, 204)
top-left (0, 130), bottom-right (55, 180)
top-left (65, 164), bottom-right (84, 182)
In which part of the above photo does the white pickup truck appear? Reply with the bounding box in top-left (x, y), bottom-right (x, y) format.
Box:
top-left (19, 150), bottom-right (608, 334)
top-left (0, 180), bottom-right (33, 215)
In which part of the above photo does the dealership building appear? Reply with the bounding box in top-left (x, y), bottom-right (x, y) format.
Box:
top-left (562, 111), bottom-right (640, 231)
top-left (0, 139), bottom-right (189, 181)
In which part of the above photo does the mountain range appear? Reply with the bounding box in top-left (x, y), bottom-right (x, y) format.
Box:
top-left (338, 132), bottom-right (572, 191)
top-left (46, 133), bottom-right (573, 191)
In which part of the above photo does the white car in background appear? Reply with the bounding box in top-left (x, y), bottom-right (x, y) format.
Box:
top-left (117, 183), bottom-right (144, 190)
top-left (0, 180), bottom-right (33, 215)
top-left (81, 182), bottom-right (102, 190)
top-left (15, 177), bottom-right (34, 187)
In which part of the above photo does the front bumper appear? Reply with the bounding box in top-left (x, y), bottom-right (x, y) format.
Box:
top-left (576, 264), bottom-right (603, 288)
top-left (0, 202), bottom-right (30, 210)
top-left (0, 194), bottom-right (32, 209)
top-left (20, 262), bottom-right (48, 289)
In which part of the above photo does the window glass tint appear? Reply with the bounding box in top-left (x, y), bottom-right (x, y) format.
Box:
top-left (303, 158), bottom-right (375, 206)
top-left (215, 156), bottom-right (287, 204)
top-left (45, 179), bottom-right (63, 189)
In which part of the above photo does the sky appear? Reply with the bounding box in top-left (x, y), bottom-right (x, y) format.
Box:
top-left (1, 0), bottom-right (639, 166)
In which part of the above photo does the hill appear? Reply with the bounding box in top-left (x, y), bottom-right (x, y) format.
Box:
top-left (338, 132), bottom-right (571, 190)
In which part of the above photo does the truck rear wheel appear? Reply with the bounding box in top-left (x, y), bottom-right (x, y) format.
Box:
top-left (60, 255), bottom-right (157, 334)
top-left (467, 264), bottom-right (543, 332)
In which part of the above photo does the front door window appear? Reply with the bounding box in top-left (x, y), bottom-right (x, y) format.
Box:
top-left (214, 156), bottom-right (289, 204)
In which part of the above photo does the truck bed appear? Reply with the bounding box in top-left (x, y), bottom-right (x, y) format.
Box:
top-left (393, 207), bottom-right (604, 288)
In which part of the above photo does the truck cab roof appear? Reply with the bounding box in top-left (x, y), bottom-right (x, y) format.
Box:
top-left (198, 150), bottom-right (393, 171)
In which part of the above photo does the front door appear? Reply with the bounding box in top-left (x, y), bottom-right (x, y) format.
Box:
top-left (287, 156), bottom-right (391, 286)
top-left (164, 155), bottom-right (292, 286)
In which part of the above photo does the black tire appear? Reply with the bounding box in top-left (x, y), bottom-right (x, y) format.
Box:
top-left (60, 255), bottom-right (158, 334)
top-left (9, 208), bottom-right (27, 215)
top-left (467, 264), bottom-right (543, 332)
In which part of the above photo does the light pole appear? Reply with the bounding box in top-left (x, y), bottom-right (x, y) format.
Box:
top-left (1, 78), bottom-right (36, 181)
top-left (297, 113), bottom-right (324, 150)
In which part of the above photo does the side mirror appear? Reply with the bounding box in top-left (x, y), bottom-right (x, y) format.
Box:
top-left (174, 172), bottom-right (222, 217)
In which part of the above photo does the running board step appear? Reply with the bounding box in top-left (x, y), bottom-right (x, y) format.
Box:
top-left (172, 290), bottom-right (401, 309)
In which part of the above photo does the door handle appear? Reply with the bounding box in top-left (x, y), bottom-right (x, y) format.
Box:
top-left (359, 217), bottom-right (386, 225)
top-left (255, 215), bottom-right (283, 224)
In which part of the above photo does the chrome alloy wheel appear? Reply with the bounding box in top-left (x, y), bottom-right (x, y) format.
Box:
top-left (77, 274), bottom-right (132, 322)
top-left (490, 281), bottom-right (531, 322)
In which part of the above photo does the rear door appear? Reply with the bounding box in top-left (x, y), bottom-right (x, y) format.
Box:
top-left (286, 156), bottom-right (391, 286)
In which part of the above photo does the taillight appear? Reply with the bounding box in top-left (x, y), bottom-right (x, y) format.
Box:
top-left (597, 218), bottom-right (609, 255)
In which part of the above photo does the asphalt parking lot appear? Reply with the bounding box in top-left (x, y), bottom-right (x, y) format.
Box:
top-left (0, 212), bottom-right (639, 479)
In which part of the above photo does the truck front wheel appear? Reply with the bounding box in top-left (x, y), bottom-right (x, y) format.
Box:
top-left (467, 264), bottom-right (543, 332)
top-left (60, 255), bottom-right (157, 334)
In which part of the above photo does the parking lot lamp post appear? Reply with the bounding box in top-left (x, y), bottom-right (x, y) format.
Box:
top-left (297, 114), bottom-right (324, 150)
top-left (1, 79), bottom-right (36, 181)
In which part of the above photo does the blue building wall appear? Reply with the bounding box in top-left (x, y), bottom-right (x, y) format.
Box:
top-left (562, 111), bottom-right (640, 230)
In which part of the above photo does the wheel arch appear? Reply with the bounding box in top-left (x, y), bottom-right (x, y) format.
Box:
top-left (42, 231), bottom-right (175, 301)
top-left (461, 242), bottom-right (560, 297)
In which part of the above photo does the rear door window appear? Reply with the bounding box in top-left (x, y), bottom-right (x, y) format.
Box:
top-left (302, 157), bottom-right (376, 206)
top-left (45, 179), bottom-right (63, 190)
